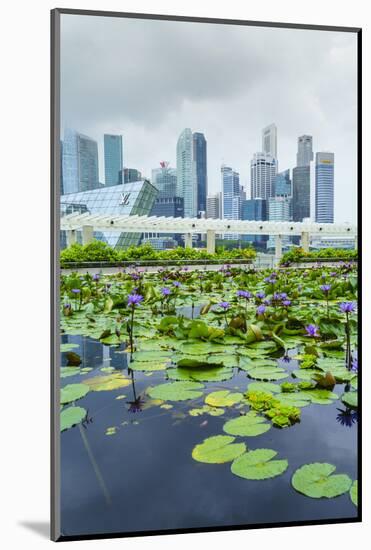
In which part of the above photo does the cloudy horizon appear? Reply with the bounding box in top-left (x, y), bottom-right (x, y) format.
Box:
top-left (60, 14), bottom-right (358, 224)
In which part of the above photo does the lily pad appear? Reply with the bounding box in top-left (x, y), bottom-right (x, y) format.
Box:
top-left (167, 366), bottom-right (233, 382)
top-left (205, 390), bottom-right (243, 408)
top-left (60, 342), bottom-right (79, 352)
top-left (192, 435), bottom-right (246, 464)
top-left (223, 411), bottom-right (271, 437)
top-left (292, 463), bottom-right (352, 498)
top-left (350, 480), bottom-right (358, 506)
top-left (131, 350), bottom-right (171, 363)
top-left (231, 449), bottom-right (288, 480)
top-left (60, 367), bottom-right (80, 378)
top-left (341, 391), bottom-right (358, 408)
top-left (275, 392), bottom-right (312, 408)
top-left (248, 367), bottom-right (288, 381)
top-left (60, 383), bottom-right (89, 405)
top-left (83, 373), bottom-right (131, 391)
top-left (247, 381), bottom-right (282, 394)
top-left (189, 405), bottom-right (225, 417)
top-left (60, 406), bottom-right (86, 431)
top-left (292, 368), bottom-right (321, 380)
top-left (148, 381), bottom-right (204, 401)
top-left (128, 361), bottom-right (168, 372)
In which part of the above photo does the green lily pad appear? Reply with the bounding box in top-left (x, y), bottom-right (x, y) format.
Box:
top-left (180, 342), bottom-right (214, 355)
top-left (350, 480), bottom-right (358, 506)
top-left (60, 343), bottom-right (79, 352)
top-left (148, 381), bottom-right (204, 401)
top-left (60, 406), bottom-right (86, 431)
top-left (83, 373), bottom-right (131, 391)
top-left (131, 350), bottom-right (171, 362)
top-left (231, 449), bottom-right (288, 480)
top-left (60, 383), bottom-right (89, 405)
top-left (167, 366), bottom-right (233, 382)
top-left (192, 435), bottom-right (246, 464)
top-left (292, 463), bottom-right (352, 498)
top-left (247, 382), bottom-right (282, 394)
top-left (189, 405), bottom-right (225, 417)
top-left (341, 391), bottom-right (358, 408)
top-left (205, 390), bottom-right (243, 408)
top-left (128, 361), bottom-right (168, 372)
top-left (61, 367), bottom-right (80, 378)
top-left (305, 389), bottom-right (338, 405)
top-left (223, 411), bottom-right (271, 437)
top-left (275, 392), bottom-right (312, 408)
top-left (292, 368), bottom-right (321, 380)
top-left (248, 367), bottom-right (288, 381)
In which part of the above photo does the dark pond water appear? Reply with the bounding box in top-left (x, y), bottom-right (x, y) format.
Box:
top-left (60, 335), bottom-right (358, 538)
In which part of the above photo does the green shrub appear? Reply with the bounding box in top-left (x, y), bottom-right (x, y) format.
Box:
top-left (280, 247), bottom-right (357, 265)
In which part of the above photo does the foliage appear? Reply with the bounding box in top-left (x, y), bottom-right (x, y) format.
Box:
top-left (350, 480), bottom-right (358, 507)
top-left (292, 463), bottom-right (352, 498)
top-left (223, 411), bottom-right (271, 437)
top-left (231, 449), bottom-right (288, 480)
top-left (280, 247), bottom-right (357, 266)
top-left (192, 435), bottom-right (246, 464)
top-left (147, 381), bottom-right (204, 401)
top-left (60, 406), bottom-right (86, 432)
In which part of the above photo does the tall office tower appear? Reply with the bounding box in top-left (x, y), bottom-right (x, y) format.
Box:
top-left (262, 123), bottom-right (278, 159)
top-left (292, 166), bottom-right (311, 221)
top-left (273, 169), bottom-right (291, 197)
top-left (206, 193), bottom-right (221, 219)
top-left (193, 132), bottom-right (207, 216)
top-left (176, 128), bottom-right (197, 217)
top-left (221, 165), bottom-right (241, 220)
top-left (241, 198), bottom-right (267, 246)
top-left (267, 196), bottom-right (291, 248)
top-left (151, 162), bottom-right (177, 198)
top-left (119, 168), bottom-right (142, 184)
top-left (297, 135), bottom-right (314, 167)
top-left (315, 152), bottom-right (334, 223)
top-left (250, 152), bottom-right (277, 199)
top-left (62, 128), bottom-right (100, 194)
top-left (104, 134), bottom-right (123, 187)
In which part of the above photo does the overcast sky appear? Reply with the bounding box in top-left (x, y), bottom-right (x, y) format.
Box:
top-left (60, 14), bottom-right (358, 223)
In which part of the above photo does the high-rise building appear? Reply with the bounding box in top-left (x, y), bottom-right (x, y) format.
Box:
top-left (315, 152), bottom-right (334, 223)
top-left (151, 162), bottom-right (177, 198)
top-left (292, 166), bottom-right (311, 221)
top-left (221, 165), bottom-right (241, 220)
top-left (119, 168), bottom-right (142, 184)
top-left (262, 123), bottom-right (277, 159)
top-left (297, 135), bottom-right (314, 167)
top-left (193, 132), bottom-right (207, 216)
top-left (150, 196), bottom-right (184, 245)
top-left (206, 193), bottom-right (222, 219)
top-left (62, 128), bottom-right (100, 194)
top-left (60, 180), bottom-right (158, 249)
top-left (274, 169), bottom-right (291, 197)
top-left (267, 196), bottom-right (291, 248)
top-left (104, 134), bottom-right (123, 187)
top-left (250, 152), bottom-right (277, 199)
top-left (241, 198), bottom-right (267, 247)
top-left (176, 128), bottom-right (197, 218)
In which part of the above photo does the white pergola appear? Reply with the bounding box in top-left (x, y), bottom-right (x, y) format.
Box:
top-left (61, 212), bottom-right (357, 259)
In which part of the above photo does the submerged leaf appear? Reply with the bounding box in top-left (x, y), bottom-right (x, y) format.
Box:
top-left (192, 435), bottom-right (246, 464)
top-left (231, 449), bottom-right (288, 480)
top-left (292, 463), bottom-right (352, 498)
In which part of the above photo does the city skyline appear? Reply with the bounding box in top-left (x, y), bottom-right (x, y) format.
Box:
top-left (61, 15), bottom-right (357, 223)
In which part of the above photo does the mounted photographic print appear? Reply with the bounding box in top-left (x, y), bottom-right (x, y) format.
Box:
top-left (51, 8), bottom-right (361, 541)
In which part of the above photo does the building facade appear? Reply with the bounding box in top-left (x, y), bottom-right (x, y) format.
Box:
top-left (104, 134), bottom-right (123, 187)
top-left (262, 123), bottom-right (277, 159)
top-left (193, 132), bottom-right (207, 216)
top-left (315, 152), bottom-right (334, 223)
top-left (119, 168), bottom-right (142, 184)
top-left (176, 128), bottom-right (197, 218)
top-left (267, 196), bottom-right (291, 248)
top-left (207, 193), bottom-right (222, 219)
top-left (274, 169), bottom-right (291, 197)
top-left (62, 128), bottom-right (100, 194)
top-left (151, 162), bottom-right (177, 197)
top-left (60, 180), bottom-right (158, 249)
top-left (292, 165), bottom-right (311, 221)
top-left (297, 135), bottom-right (314, 167)
top-left (250, 152), bottom-right (277, 200)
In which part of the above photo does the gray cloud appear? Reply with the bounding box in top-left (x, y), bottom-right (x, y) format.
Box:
top-left (61, 14), bottom-right (358, 223)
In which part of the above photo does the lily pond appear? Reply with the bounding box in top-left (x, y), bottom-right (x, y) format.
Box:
top-left (59, 263), bottom-right (359, 537)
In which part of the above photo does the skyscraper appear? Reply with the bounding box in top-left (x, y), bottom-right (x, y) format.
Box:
top-left (221, 165), bottom-right (241, 220)
top-left (262, 123), bottom-right (277, 159)
top-left (274, 169), bottom-right (291, 197)
top-left (292, 135), bottom-right (313, 221)
top-left (315, 152), bottom-right (334, 223)
top-left (176, 128), bottom-right (197, 218)
top-left (206, 193), bottom-right (222, 219)
top-left (297, 135), bottom-right (314, 167)
top-left (193, 132), bottom-right (207, 216)
top-left (241, 198), bottom-right (267, 247)
top-left (104, 134), bottom-right (123, 187)
top-left (151, 162), bottom-right (177, 197)
top-left (250, 152), bottom-right (277, 199)
top-left (267, 196), bottom-right (291, 248)
top-left (62, 128), bottom-right (100, 194)
top-left (119, 168), bottom-right (142, 184)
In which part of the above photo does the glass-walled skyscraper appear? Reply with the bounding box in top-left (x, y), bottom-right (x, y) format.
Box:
top-left (262, 123), bottom-right (277, 159)
top-left (315, 152), bottom-right (334, 223)
top-left (176, 128), bottom-right (197, 217)
top-left (274, 169), bottom-right (291, 197)
top-left (250, 152), bottom-right (277, 199)
top-left (193, 132), bottom-right (207, 216)
top-left (151, 162), bottom-right (177, 197)
top-left (296, 135), bottom-right (314, 167)
top-left (292, 135), bottom-right (313, 221)
top-left (62, 128), bottom-right (100, 194)
top-left (104, 134), bottom-right (123, 187)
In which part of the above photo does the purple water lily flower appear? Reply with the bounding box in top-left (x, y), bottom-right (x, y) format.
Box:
top-left (127, 293), bottom-right (143, 307)
top-left (218, 301), bottom-right (230, 310)
top-left (256, 291), bottom-right (265, 300)
top-left (351, 356), bottom-right (358, 373)
top-left (237, 290), bottom-right (251, 299)
top-left (93, 273), bottom-right (100, 281)
top-left (71, 288), bottom-right (80, 294)
top-left (305, 324), bottom-right (320, 337)
top-left (282, 300), bottom-right (291, 307)
top-left (173, 281), bottom-right (181, 288)
top-left (161, 287), bottom-right (171, 296)
top-left (256, 305), bottom-right (266, 316)
top-left (320, 284), bottom-right (331, 293)
top-left (339, 302), bottom-right (356, 313)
